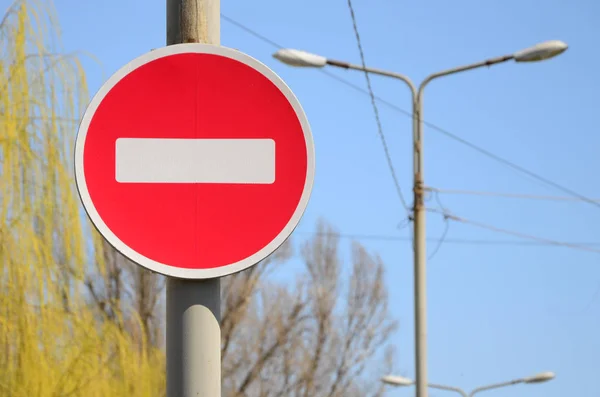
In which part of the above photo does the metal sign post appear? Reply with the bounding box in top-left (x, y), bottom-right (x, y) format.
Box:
top-left (74, 3), bottom-right (314, 396)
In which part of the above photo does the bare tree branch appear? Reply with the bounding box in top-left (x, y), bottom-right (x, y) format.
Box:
top-left (220, 219), bottom-right (397, 397)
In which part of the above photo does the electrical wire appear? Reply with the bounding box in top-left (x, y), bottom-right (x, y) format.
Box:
top-left (294, 231), bottom-right (600, 247)
top-left (426, 208), bottom-right (600, 254)
top-left (422, 128), bottom-right (600, 211)
top-left (427, 220), bottom-right (449, 260)
top-left (345, 0), bottom-right (411, 215)
top-left (221, 14), bottom-right (600, 211)
top-left (221, 14), bottom-right (283, 49)
top-left (427, 187), bottom-right (600, 202)
top-left (580, 285), bottom-right (600, 313)
top-left (223, 12), bottom-right (412, 222)
top-left (426, 191), bottom-right (451, 261)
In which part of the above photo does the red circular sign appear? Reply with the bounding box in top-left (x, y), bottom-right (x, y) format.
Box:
top-left (75, 44), bottom-right (315, 279)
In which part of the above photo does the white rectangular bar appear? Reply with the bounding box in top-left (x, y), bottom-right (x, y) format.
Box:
top-left (115, 138), bottom-right (275, 184)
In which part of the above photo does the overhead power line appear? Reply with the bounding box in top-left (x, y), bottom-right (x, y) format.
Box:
top-left (428, 187), bottom-right (600, 202)
top-left (224, 11), bottom-right (411, 217)
top-left (427, 191), bottom-right (451, 260)
top-left (295, 231), bottom-right (600, 248)
top-left (426, 208), bottom-right (600, 255)
top-left (221, 14), bottom-right (282, 48)
top-left (221, 14), bottom-right (600, 211)
top-left (344, 0), bottom-right (412, 237)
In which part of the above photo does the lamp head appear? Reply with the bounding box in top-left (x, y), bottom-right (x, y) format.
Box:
top-left (513, 40), bottom-right (568, 62)
top-left (523, 371), bottom-right (556, 384)
top-left (381, 375), bottom-right (414, 387)
top-left (272, 48), bottom-right (327, 68)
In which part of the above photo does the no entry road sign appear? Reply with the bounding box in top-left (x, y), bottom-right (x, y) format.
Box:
top-left (75, 44), bottom-right (315, 279)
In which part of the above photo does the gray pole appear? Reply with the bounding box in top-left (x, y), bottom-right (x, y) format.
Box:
top-left (323, 59), bottom-right (429, 397)
top-left (165, 1), bottom-right (221, 397)
top-left (412, 90), bottom-right (427, 397)
top-left (410, 56), bottom-right (513, 397)
top-left (167, 0), bottom-right (220, 45)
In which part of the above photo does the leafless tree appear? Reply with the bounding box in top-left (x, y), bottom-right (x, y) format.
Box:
top-left (85, 219), bottom-right (397, 395)
top-left (85, 238), bottom-right (165, 349)
top-left (221, 219), bottom-right (397, 397)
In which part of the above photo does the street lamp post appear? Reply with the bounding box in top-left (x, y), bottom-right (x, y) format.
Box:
top-left (273, 41), bottom-right (567, 397)
top-left (381, 371), bottom-right (556, 396)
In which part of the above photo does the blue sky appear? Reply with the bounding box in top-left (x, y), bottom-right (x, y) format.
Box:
top-left (16, 0), bottom-right (600, 395)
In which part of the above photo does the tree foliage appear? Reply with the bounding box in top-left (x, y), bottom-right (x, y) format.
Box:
top-left (0, 1), bottom-right (397, 396)
top-left (0, 2), bottom-right (164, 396)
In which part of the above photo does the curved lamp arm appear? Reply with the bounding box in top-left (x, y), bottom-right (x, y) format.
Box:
top-left (469, 379), bottom-right (522, 397)
top-left (429, 383), bottom-right (469, 397)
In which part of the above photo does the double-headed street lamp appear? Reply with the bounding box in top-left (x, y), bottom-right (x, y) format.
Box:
top-left (273, 40), bottom-right (567, 397)
top-left (381, 371), bottom-right (556, 396)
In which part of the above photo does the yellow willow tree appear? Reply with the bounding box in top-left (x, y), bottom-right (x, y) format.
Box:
top-left (0, 1), bottom-right (164, 396)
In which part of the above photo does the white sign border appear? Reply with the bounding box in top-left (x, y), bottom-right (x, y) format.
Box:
top-left (75, 43), bottom-right (315, 279)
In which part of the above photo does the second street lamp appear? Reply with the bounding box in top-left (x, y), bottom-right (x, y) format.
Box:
top-left (381, 371), bottom-right (556, 396)
top-left (273, 40), bottom-right (567, 397)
